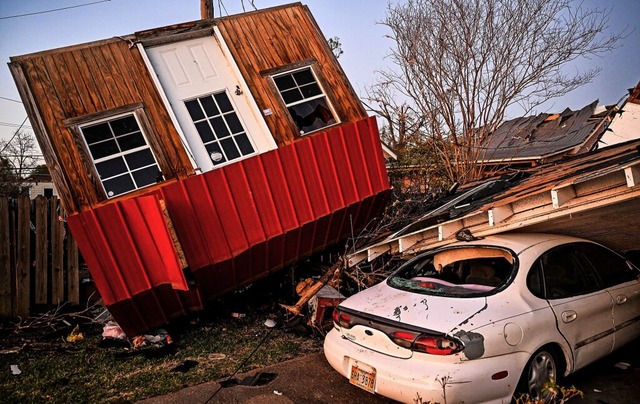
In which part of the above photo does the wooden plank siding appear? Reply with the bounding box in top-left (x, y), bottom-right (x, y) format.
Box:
top-left (9, 41), bottom-right (195, 216)
top-left (215, 4), bottom-right (368, 145)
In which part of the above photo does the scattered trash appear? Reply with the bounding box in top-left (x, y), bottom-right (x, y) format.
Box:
top-left (102, 321), bottom-right (126, 340)
top-left (594, 389), bottom-right (602, 393)
top-left (10, 365), bottom-right (21, 375)
top-left (231, 312), bottom-right (246, 319)
top-left (264, 319), bottom-right (277, 328)
top-left (171, 360), bottom-right (198, 373)
top-left (274, 390), bottom-right (283, 395)
top-left (614, 362), bottom-right (631, 370)
top-left (66, 325), bottom-right (84, 343)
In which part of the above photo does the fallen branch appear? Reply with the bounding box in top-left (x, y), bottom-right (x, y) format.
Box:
top-left (280, 258), bottom-right (344, 316)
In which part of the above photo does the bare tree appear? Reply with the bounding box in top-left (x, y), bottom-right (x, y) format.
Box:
top-left (374, 0), bottom-right (624, 183)
top-left (0, 130), bottom-right (41, 196)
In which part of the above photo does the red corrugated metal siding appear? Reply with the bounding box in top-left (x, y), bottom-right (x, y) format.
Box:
top-left (67, 117), bottom-right (390, 335)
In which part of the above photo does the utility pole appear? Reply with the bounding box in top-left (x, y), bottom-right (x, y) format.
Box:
top-left (201, 0), bottom-right (214, 19)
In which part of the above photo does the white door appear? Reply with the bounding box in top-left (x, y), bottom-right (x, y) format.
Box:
top-left (146, 36), bottom-right (273, 172)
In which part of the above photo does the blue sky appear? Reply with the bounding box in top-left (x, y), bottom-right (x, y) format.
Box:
top-left (0, 0), bottom-right (638, 145)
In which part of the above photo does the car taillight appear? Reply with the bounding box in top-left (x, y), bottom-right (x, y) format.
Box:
top-left (332, 309), bottom-right (353, 328)
top-left (391, 331), bottom-right (462, 355)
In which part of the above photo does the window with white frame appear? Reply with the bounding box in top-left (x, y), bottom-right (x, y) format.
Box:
top-left (184, 91), bottom-right (255, 166)
top-left (80, 114), bottom-right (162, 198)
top-left (272, 67), bottom-right (337, 135)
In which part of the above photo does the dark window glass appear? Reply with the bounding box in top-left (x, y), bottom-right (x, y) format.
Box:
top-left (577, 243), bottom-right (639, 287)
top-left (300, 83), bottom-right (322, 98)
top-left (102, 174), bottom-right (135, 197)
top-left (293, 69), bottom-right (315, 85)
top-left (214, 92), bottom-right (233, 113)
top-left (83, 123), bottom-right (112, 144)
top-left (226, 113), bottom-right (243, 134)
top-left (274, 75), bottom-right (296, 91)
top-left (95, 157), bottom-right (127, 179)
top-left (110, 116), bottom-right (139, 136)
top-left (89, 140), bottom-right (119, 160)
top-left (221, 138), bottom-right (240, 160)
top-left (527, 260), bottom-right (544, 298)
top-left (195, 121), bottom-right (215, 143)
top-left (541, 244), bottom-right (601, 299)
top-left (125, 149), bottom-right (155, 170)
top-left (117, 132), bottom-right (146, 151)
top-left (281, 88), bottom-right (303, 104)
top-left (288, 98), bottom-right (336, 134)
top-left (236, 133), bottom-right (254, 155)
top-left (211, 117), bottom-right (230, 139)
top-left (185, 100), bottom-right (205, 121)
top-left (201, 96), bottom-right (219, 117)
top-left (132, 166), bottom-right (160, 187)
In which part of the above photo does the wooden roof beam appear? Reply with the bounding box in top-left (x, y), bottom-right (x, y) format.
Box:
top-left (551, 185), bottom-right (576, 209)
top-left (625, 163), bottom-right (640, 187)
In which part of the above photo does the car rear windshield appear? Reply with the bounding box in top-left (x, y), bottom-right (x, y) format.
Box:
top-left (387, 246), bottom-right (516, 296)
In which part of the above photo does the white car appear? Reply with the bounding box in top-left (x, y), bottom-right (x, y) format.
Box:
top-left (324, 233), bottom-right (640, 403)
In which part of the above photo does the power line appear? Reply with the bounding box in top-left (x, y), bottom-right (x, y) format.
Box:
top-left (0, 96), bottom-right (22, 103)
top-left (0, 122), bottom-right (33, 130)
top-left (0, 0), bottom-right (111, 20)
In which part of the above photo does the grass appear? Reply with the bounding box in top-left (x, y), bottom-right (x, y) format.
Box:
top-left (0, 279), bottom-right (325, 403)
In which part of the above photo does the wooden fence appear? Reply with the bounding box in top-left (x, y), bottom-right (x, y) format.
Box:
top-left (0, 195), bottom-right (79, 319)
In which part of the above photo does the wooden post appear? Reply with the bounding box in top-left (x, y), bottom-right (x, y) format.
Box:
top-left (16, 196), bottom-right (30, 318)
top-left (0, 198), bottom-right (10, 317)
top-left (67, 234), bottom-right (79, 305)
top-left (35, 196), bottom-right (48, 305)
top-left (201, 0), bottom-right (214, 19)
top-left (280, 259), bottom-right (344, 316)
top-left (50, 198), bottom-right (64, 304)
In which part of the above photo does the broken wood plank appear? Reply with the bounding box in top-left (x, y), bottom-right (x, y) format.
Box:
top-left (280, 258), bottom-right (343, 316)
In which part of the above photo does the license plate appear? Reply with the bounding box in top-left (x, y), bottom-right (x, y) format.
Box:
top-left (349, 364), bottom-right (376, 393)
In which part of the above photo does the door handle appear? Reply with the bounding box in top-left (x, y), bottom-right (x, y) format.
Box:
top-left (561, 311), bottom-right (577, 323)
top-left (616, 295), bottom-right (628, 305)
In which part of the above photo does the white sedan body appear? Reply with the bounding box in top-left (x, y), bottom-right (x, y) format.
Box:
top-left (324, 233), bottom-right (640, 403)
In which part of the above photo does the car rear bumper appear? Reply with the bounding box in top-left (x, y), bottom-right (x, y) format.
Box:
top-left (324, 327), bottom-right (524, 404)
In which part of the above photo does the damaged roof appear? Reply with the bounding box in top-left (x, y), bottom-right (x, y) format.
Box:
top-left (480, 100), bottom-right (610, 163)
top-left (350, 138), bottom-right (640, 266)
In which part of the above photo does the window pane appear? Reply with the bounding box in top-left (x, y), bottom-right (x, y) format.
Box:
top-left (103, 173), bottom-right (135, 197)
top-left (293, 69), bottom-right (315, 85)
top-left (220, 138), bottom-right (240, 160)
top-left (83, 123), bottom-right (112, 144)
top-left (205, 142), bottom-right (226, 165)
top-left (195, 121), bottom-right (215, 143)
top-left (95, 157), bottom-right (127, 179)
top-left (281, 88), bottom-right (303, 104)
top-left (211, 116), bottom-right (230, 139)
top-left (578, 243), bottom-right (639, 287)
top-left (235, 133), bottom-right (254, 155)
top-left (201, 96), bottom-right (220, 117)
top-left (541, 244), bottom-right (600, 299)
top-left (125, 149), bottom-right (155, 170)
top-left (185, 100), bottom-right (205, 121)
top-left (110, 116), bottom-right (139, 136)
top-left (226, 113), bottom-right (243, 134)
top-left (117, 132), bottom-right (146, 151)
top-left (89, 139), bottom-right (119, 160)
top-left (288, 98), bottom-right (335, 133)
top-left (274, 74), bottom-right (296, 91)
top-left (300, 82), bottom-right (321, 98)
top-left (132, 165), bottom-right (160, 187)
top-left (214, 92), bottom-right (233, 113)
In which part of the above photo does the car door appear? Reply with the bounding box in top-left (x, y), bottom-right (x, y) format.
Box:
top-left (540, 244), bottom-right (614, 371)
top-left (577, 243), bottom-right (640, 349)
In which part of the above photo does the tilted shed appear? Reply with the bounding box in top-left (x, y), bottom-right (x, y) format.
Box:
top-left (9, 3), bottom-right (390, 335)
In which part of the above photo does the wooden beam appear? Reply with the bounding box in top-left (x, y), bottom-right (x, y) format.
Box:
top-left (438, 221), bottom-right (463, 241)
top-left (489, 204), bottom-right (513, 226)
top-left (398, 234), bottom-right (423, 253)
top-left (625, 164), bottom-right (640, 188)
top-left (551, 185), bottom-right (576, 209)
top-left (200, 0), bottom-right (214, 19)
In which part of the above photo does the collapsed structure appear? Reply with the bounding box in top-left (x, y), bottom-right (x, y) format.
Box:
top-left (9, 3), bottom-right (390, 335)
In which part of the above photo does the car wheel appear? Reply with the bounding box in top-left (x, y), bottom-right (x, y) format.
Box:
top-left (519, 347), bottom-right (560, 402)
